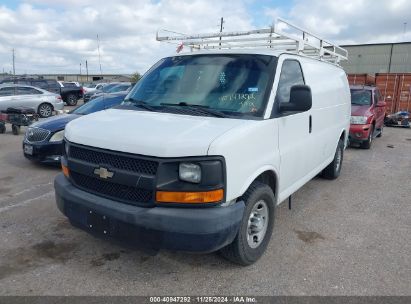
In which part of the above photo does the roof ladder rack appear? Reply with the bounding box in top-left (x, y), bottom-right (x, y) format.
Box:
top-left (156, 18), bottom-right (348, 66)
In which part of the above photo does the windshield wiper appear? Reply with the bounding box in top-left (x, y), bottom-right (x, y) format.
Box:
top-left (160, 102), bottom-right (228, 118)
top-left (124, 98), bottom-right (157, 112)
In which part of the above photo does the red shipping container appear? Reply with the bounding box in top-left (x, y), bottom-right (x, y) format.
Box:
top-left (348, 74), bottom-right (376, 86)
top-left (376, 73), bottom-right (411, 114)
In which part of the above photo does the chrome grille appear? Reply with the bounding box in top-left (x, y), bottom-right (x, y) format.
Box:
top-left (69, 145), bottom-right (158, 175)
top-left (26, 127), bottom-right (50, 142)
top-left (67, 144), bottom-right (158, 206)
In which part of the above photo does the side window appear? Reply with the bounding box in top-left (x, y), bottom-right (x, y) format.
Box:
top-left (31, 81), bottom-right (48, 90)
top-left (0, 87), bottom-right (16, 96)
top-left (373, 90), bottom-right (378, 105)
top-left (17, 87), bottom-right (42, 95)
top-left (376, 89), bottom-right (383, 102)
top-left (275, 60), bottom-right (305, 104)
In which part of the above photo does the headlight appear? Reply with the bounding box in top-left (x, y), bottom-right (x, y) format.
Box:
top-left (350, 116), bottom-right (368, 125)
top-left (179, 163), bottom-right (201, 183)
top-left (49, 130), bottom-right (64, 142)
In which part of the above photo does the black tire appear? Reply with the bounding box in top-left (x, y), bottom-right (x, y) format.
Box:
top-left (322, 139), bottom-right (344, 180)
top-left (38, 103), bottom-right (53, 118)
top-left (65, 94), bottom-right (78, 106)
top-left (12, 124), bottom-right (20, 135)
top-left (0, 123), bottom-right (6, 134)
top-left (376, 125), bottom-right (383, 138)
top-left (361, 125), bottom-right (374, 149)
top-left (220, 181), bottom-right (275, 266)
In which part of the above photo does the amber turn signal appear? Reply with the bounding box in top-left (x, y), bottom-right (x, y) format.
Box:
top-left (62, 163), bottom-right (69, 177)
top-left (156, 189), bottom-right (224, 204)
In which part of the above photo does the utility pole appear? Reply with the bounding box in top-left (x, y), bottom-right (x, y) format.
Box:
top-left (79, 63), bottom-right (82, 82)
top-left (404, 22), bottom-right (408, 41)
top-left (86, 60), bottom-right (89, 83)
top-left (97, 34), bottom-right (102, 78)
top-left (219, 17), bottom-right (224, 48)
top-left (12, 48), bottom-right (15, 76)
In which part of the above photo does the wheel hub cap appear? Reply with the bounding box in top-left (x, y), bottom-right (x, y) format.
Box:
top-left (247, 200), bottom-right (269, 249)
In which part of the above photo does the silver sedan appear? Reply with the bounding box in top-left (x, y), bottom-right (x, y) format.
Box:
top-left (0, 84), bottom-right (64, 118)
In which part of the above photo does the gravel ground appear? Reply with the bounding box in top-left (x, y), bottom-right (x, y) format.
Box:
top-left (0, 120), bottom-right (410, 296)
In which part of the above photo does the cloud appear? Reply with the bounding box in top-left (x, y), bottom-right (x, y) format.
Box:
top-left (0, 0), bottom-right (253, 74)
top-left (287, 0), bottom-right (411, 44)
top-left (0, 0), bottom-right (410, 75)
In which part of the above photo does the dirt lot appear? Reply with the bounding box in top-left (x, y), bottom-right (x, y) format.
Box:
top-left (0, 119), bottom-right (410, 296)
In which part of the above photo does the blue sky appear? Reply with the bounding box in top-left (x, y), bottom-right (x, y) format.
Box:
top-left (0, 0), bottom-right (410, 74)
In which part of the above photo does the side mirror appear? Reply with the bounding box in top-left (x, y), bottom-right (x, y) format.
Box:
top-left (377, 101), bottom-right (386, 107)
top-left (279, 85), bottom-right (312, 113)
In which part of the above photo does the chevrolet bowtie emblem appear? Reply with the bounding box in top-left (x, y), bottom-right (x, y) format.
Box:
top-left (94, 167), bottom-right (114, 179)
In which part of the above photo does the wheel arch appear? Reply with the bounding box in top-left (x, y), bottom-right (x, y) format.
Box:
top-left (238, 167), bottom-right (279, 204)
top-left (340, 129), bottom-right (347, 148)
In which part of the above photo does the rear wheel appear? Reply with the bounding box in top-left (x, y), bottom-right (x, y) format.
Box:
top-left (0, 123), bottom-right (6, 134)
top-left (12, 124), bottom-right (20, 135)
top-left (38, 103), bottom-right (53, 118)
top-left (376, 125), bottom-right (383, 138)
top-left (322, 139), bottom-right (344, 180)
top-left (220, 181), bottom-right (275, 266)
top-left (361, 125), bottom-right (374, 149)
top-left (66, 94), bottom-right (78, 106)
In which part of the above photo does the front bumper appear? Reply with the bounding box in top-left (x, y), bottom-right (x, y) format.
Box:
top-left (349, 123), bottom-right (372, 143)
top-left (54, 174), bottom-right (244, 252)
top-left (23, 139), bottom-right (63, 164)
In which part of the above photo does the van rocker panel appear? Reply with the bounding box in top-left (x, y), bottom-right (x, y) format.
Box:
top-left (54, 173), bottom-right (244, 252)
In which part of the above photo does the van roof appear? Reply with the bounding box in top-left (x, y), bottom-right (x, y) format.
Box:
top-left (168, 48), bottom-right (345, 68)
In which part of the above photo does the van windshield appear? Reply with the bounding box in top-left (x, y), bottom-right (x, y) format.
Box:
top-left (124, 54), bottom-right (277, 118)
top-left (350, 89), bottom-right (372, 106)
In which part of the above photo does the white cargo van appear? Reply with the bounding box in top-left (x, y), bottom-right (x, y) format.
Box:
top-left (55, 19), bottom-right (350, 265)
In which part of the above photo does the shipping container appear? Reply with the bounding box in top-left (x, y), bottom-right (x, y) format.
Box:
top-left (376, 73), bottom-right (411, 114)
top-left (348, 74), bottom-right (375, 85)
top-left (348, 73), bottom-right (411, 114)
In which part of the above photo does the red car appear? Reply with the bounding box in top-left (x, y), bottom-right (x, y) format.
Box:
top-left (349, 85), bottom-right (386, 149)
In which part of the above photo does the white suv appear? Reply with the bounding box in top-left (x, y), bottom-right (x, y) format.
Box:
top-left (54, 24), bottom-right (350, 265)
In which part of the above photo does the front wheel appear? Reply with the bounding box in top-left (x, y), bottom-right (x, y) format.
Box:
top-left (322, 139), bottom-right (344, 180)
top-left (38, 103), bottom-right (53, 118)
top-left (361, 125), bottom-right (374, 149)
top-left (220, 181), bottom-right (275, 266)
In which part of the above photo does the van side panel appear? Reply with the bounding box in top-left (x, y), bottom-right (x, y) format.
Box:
top-left (299, 58), bottom-right (350, 172)
top-left (273, 56), bottom-right (350, 203)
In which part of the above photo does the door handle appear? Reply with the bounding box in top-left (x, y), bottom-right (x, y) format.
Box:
top-left (309, 115), bottom-right (312, 133)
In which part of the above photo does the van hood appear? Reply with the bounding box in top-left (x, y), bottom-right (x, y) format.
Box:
top-left (64, 109), bottom-right (248, 157)
top-left (351, 104), bottom-right (371, 116)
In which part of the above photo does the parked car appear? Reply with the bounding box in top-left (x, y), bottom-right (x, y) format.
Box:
top-left (0, 84), bottom-right (63, 118)
top-left (23, 91), bottom-right (127, 164)
top-left (82, 83), bottom-right (106, 94)
top-left (89, 83), bottom-right (132, 101)
top-left (0, 77), bottom-right (83, 106)
top-left (349, 85), bottom-right (386, 149)
top-left (59, 81), bottom-right (81, 88)
top-left (55, 27), bottom-right (350, 265)
top-left (83, 83), bottom-right (121, 102)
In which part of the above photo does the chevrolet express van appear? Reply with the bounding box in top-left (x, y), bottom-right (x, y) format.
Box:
top-left (54, 22), bottom-right (350, 265)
